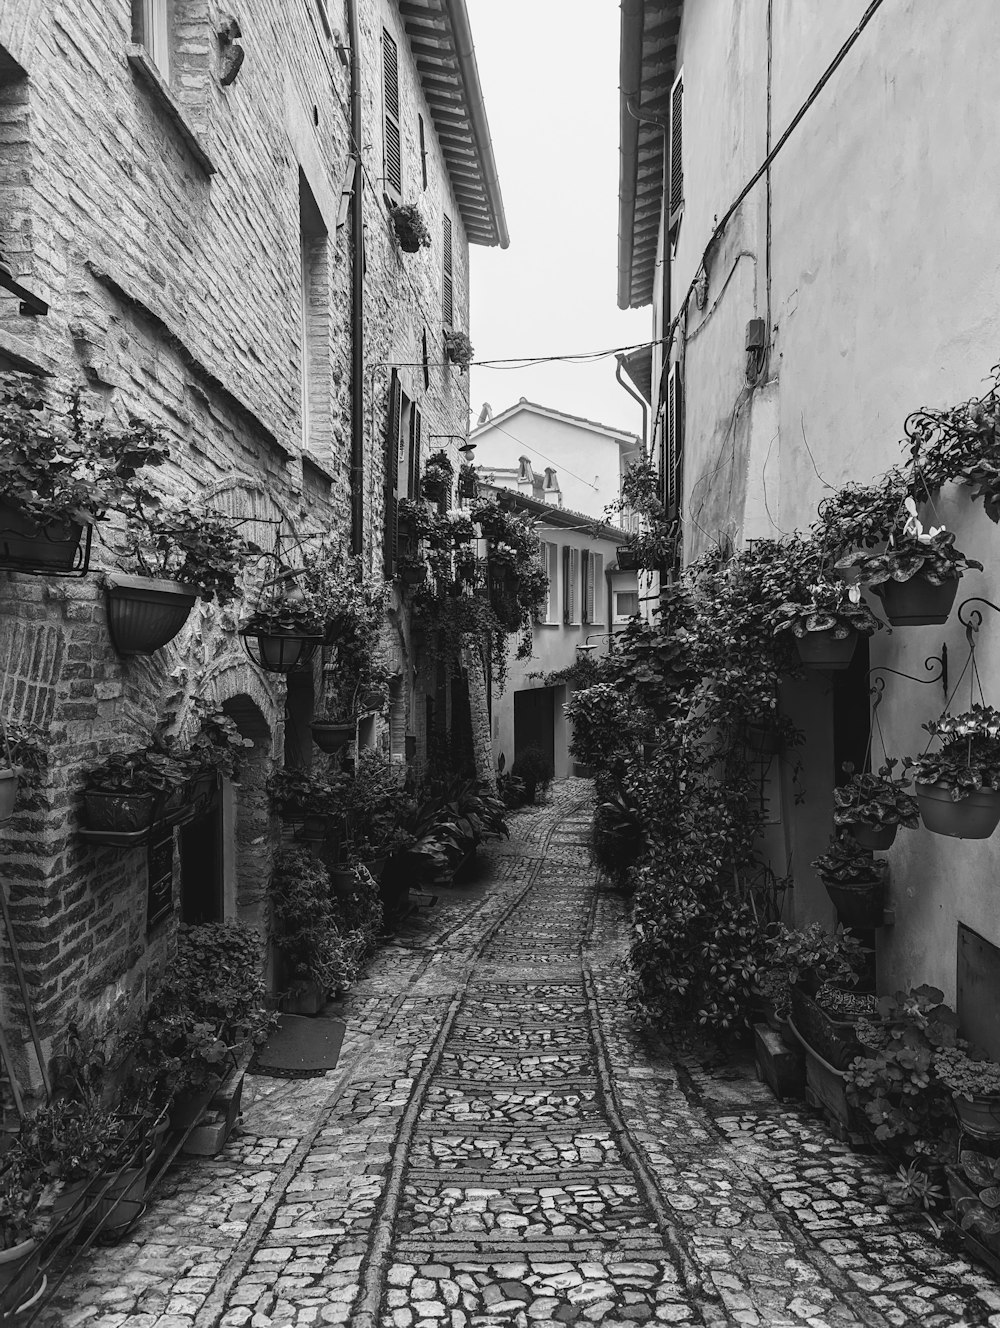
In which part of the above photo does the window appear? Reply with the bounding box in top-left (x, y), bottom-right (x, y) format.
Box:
top-left (382, 29), bottom-right (402, 203)
top-left (614, 590), bottom-right (639, 622)
top-left (668, 70), bottom-right (683, 233)
top-left (418, 114), bottom-right (428, 190)
top-left (383, 369), bottom-right (422, 575)
top-left (664, 362), bottom-right (684, 520)
top-left (536, 541), bottom-right (558, 623)
top-left (562, 546), bottom-right (580, 624)
top-left (442, 213), bottom-right (454, 326)
top-left (582, 551), bottom-right (604, 625)
top-left (135, 0), bottom-right (171, 80)
top-left (299, 173), bottom-right (329, 461)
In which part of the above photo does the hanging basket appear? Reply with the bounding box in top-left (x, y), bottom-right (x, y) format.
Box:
top-left (916, 782), bottom-right (1000, 839)
top-left (0, 498), bottom-right (90, 576)
top-left (399, 563), bottom-right (428, 587)
top-left (877, 575), bottom-right (959, 627)
top-left (616, 547), bottom-right (640, 571)
top-left (795, 628), bottom-right (859, 671)
top-left (0, 767), bottom-right (21, 822)
top-left (239, 629), bottom-right (322, 674)
top-left (821, 876), bottom-right (886, 930)
top-left (105, 573), bottom-right (198, 655)
top-left (310, 721), bottom-right (355, 754)
top-left (846, 821), bottom-right (897, 851)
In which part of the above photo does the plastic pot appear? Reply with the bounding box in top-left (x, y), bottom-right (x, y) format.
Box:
top-left (280, 979), bottom-right (326, 1016)
top-left (400, 564), bottom-right (428, 586)
top-left (616, 547), bottom-right (640, 570)
top-left (877, 575), bottom-right (959, 626)
top-left (846, 821), bottom-right (897, 851)
top-left (0, 767), bottom-right (21, 822)
top-left (952, 1090), bottom-right (1000, 1141)
top-left (82, 789), bottom-right (158, 832)
top-left (105, 573), bottom-right (197, 655)
top-left (0, 1236), bottom-right (41, 1314)
top-left (916, 782), bottom-right (1000, 840)
top-left (311, 721), bottom-right (355, 754)
top-left (240, 629), bottom-right (322, 674)
top-left (821, 876), bottom-right (886, 930)
top-left (795, 629), bottom-right (859, 671)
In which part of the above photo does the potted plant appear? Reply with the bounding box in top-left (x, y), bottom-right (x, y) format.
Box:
top-left (104, 501), bottom-right (260, 655)
top-left (832, 760), bottom-right (921, 849)
top-left (421, 450), bottom-right (454, 507)
top-left (443, 330), bottom-right (474, 370)
top-left (811, 832), bottom-right (889, 929)
top-left (904, 705), bottom-right (1000, 838)
top-left (239, 584), bottom-right (324, 674)
top-left (389, 202), bottom-right (432, 253)
top-left (615, 545), bottom-right (640, 571)
top-left (81, 739), bottom-right (192, 835)
top-left (0, 721), bottom-right (46, 823)
top-left (14, 1096), bottom-right (136, 1228)
top-left (0, 1159), bottom-right (45, 1314)
top-left (836, 499), bottom-right (981, 626)
top-left (268, 767), bottom-right (348, 843)
top-left (935, 1045), bottom-right (1000, 1140)
top-left (398, 553), bottom-right (428, 586)
top-left (457, 462), bottom-right (479, 501)
top-left (949, 1148), bottom-right (1000, 1258)
top-left (270, 849), bottom-right (356, 1013)
top-left (511, 746), bottom-right (554, 805)
top-left (339, 750), bottom-right (415, 879)
top-left (772, 578), bottom-right (882, 670)
top-left (0, 381), bottom-right (168, 574)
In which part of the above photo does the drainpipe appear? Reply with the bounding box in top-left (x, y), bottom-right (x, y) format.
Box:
top-left (615, 354), bottom-right (648, 456)
top-left (347, 0), bottom-right (364, 555)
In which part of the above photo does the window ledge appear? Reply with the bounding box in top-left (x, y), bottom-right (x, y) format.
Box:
top-left (302, 452), bottom-right (337, 487)
top-left (126, 45), bottom-right (216, 177)
top-left (0, 325), bottom-right (55, 376)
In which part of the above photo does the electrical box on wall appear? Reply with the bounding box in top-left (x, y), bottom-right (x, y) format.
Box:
top-left (745, 317), bottom-right (766, 351)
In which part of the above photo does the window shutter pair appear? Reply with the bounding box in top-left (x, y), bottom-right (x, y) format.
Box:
top-left (383, 30), bottom-right (402, 202)
top-left (442, 214), bottom-right (454, 326)
top-left (562, 546), bottom-right (580, 623)
top-left (668, 72), bottom-right (684, 233)
top-left (408, 407), bottom-right (422, 501)
top-left (665, 363), bottom-right (684, 521)
top-left (384, 369), bottom-right (402, 576)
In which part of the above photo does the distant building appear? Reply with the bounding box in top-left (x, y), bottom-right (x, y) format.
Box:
top-left (472, 399), bottom-right (644, 530)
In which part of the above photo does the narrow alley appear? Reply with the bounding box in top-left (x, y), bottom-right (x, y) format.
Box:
top-left (45, 787), bottom-right (998, 1328)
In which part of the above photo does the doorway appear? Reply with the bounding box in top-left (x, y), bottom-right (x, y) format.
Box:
top-left (179, 795), bottom-right (224, 925)
top-left (514, 687), bottom-right (556, 767)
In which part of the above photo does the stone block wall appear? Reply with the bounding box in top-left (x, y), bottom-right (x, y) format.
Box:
top-left (0, 0), bottom-right (475, 1097)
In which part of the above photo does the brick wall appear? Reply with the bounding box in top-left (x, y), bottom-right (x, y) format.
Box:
top-left (0, 0), bottom-right (477, 1095)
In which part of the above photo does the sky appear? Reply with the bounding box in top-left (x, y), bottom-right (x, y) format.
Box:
top-left (464, 0), bottom-right (651, 441)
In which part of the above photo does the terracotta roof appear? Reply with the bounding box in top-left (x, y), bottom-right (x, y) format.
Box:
top-left (399, 0), bottom-right (509, 248)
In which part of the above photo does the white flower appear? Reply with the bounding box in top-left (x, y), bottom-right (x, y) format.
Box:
top-left (847, 584), bottom-right (861, 604)
top-left (901, 495), bottom-right (945, 543)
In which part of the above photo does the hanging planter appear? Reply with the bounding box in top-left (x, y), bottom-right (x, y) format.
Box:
top-left (389, 202), bottom-right (432, 254)
top-left (739, 719), bottom-right (782, 757)
top-left (399, 558), bottom-right (428, 587)
top-left (833, 761), bottom-right (920, 851)
top-left (877, 575), bottom-right (960, 626)
top-left (915, 783), bottom-right (1000, 839)
top-left (904, 706), bottom-right (1000, 840)
top-left (104, 573), bottom-right (198, 655)
top-left (616, 546), bottom-right (640, 571)
top-left (774, 574), bottom-right (881, 673)
top-left (310, 720), bottom-right (355, 754)
top-left (822, 877), bottom-right (886, 929)
top-left (239, 624), bottom-right (322, 674)
top-left (795, 627), bottom-right (859, 671)
top-left (848, 822), bottom-right (896, 851)
top-left (0, 500), bottom-right (89, 575)
top-left (812, 833), bottom-right (889, 929)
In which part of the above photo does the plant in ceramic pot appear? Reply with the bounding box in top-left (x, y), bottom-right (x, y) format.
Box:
top-left (13, 1096), bottom-right (135, 1226)
top-left (772, 577), bottom-right (882, 670)
top-left (832, 760), bottom-right (921, 849)
top-left (443, 330), bottom-right (474, 370)
top-left (835, 497), bottom-right (981, 626)
top-left (0, 1158), bottom-right (45, 1312)
top-left (935, 1045), bottom-right (1000, 1140)
top-left (0, 380), bottom-right (168, 573)
top-left (0, 720), bottom-right (47, 822)
top-left (104, 501), bottom-right (261, 655)
top-left (389, 202), bottom-right (432, 253)
top-left (904, 704), bottom-right (1000, 838)
top-left (271, 849), bottom-right (356, 1012)
top-left (811, 831), bottom-right (889, 929)
top-left (758, 923), bottom-right (865, 1029)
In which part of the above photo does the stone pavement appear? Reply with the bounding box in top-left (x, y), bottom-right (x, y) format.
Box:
top-left (42, 781), bottom-right (1000, 1327)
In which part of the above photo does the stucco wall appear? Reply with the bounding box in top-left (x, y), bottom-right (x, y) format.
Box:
top-left (665, 0), bottom-right (1000, 1002)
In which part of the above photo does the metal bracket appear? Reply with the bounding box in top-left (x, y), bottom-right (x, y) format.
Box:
top-left (867, 647), bottom-right (949, 713)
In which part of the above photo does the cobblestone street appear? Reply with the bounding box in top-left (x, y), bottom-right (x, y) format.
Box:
top-left (47, 784), bottom-right (1000, 1328)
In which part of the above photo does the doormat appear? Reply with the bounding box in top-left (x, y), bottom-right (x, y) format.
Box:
top-left (250, 1013), bottom-right (346, 1079)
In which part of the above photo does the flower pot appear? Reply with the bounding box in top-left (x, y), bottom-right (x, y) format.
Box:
top-left (846, 821), bottom-right (897, 851)
top-left (329, 867), bottom-right (358, 897)
top-left (90, 1152), bottom-right (152, 1231)
top-left (788, 1017), bottom-right (866, 1137)
top-left (615, 547), bottom-right (640, 571)
top-left (104, 573), bottom-right (198, 655)
top-left (82, 789), bottom-right (158, 832)
top-left (795, 628), bottom-right (859, 671)
top-left (0, 767), bottom-right (21, 822)
top-left (311, 721), bottom-right (355, 754)
top-left (952, 1090), bottom-right (1000, 1141)
top-left (916, 782), bottom-right (1000, 840)
top-left (877, 574), bottom-right (959, 627)
top-left (788, 984), bottom-right (865, 1070)
top-left (362, 856), bottom-right (388, 881)
top-left (51, 1176), bottom-right (91, 1226)
top-left (821, 876), bottom-right (886, 930)
top-left (0, 499), bottom-right (86, 574)
top-left (280, 979), bottom-right (326, 1016)
top-left (240, 629), bottom-right (323, 674)
top-left (400, 564), bottom-right (427, 586)
top-left (169, 1079), bottom-right (220, 1130)
top-left (0, 1237), bottom-right (41, 1314)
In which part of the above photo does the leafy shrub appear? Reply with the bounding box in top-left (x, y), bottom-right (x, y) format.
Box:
top-left (511, 746), bottom-right (553, 801)
top-left (271, 849), bottom-right (356, 994)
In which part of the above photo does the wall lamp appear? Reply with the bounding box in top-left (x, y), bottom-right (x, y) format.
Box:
top-left (429, 433), bottom-right (476, 457)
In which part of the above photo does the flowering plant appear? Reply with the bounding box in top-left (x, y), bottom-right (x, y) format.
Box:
top-left (443, 331), bottom-right (474, 369)
top-left (904, 705), bottom-right (1000, 799)
top-left (836, 498), bottom-right (981, 588)
top-left (390, 202), bottom-right (432, 252)
top-left (811, 832), bottom-right (888, 884)
top-left (833, 760), bottom-right (920, 831)
top-left (772, 577), bottom-right (883, 639)
top-left (935, 1045), bottom-right (1000, 1099)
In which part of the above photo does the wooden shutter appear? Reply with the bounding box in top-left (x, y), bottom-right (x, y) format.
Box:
top-left (384, 369), bottom-right (402, 576)
top-left (418, 114), bottom-right (428, 190)
top-left (668, 71), bottom-right (683, 232)
top-left (582, 550), bottom-right (592, 624)
top-left (408, 405), bottom-right (423, 500)
top-left (382, 30), bottom-right (402, 202)
top-left (442, 214), bottom-right (454, 326)
top-left (665, 363), bottom-right (684, 521)
top-left (592, 552), bottom-right (603, 621)
top-left (562, 546), bottom-right (571, 624)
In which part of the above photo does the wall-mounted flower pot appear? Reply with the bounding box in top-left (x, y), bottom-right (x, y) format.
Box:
top-left (821, 876), bottom-right (885, 930)
top-left (788, 984), bottom-right (865, 1070)
top-left (795, 628), bottom-right (859, 671)
top-left (916, 782), bottom-right (1000, 839)
top-left (846, 821), bottom-right (897, 851)
top-left (104, 573), bottom-right (197, 655)
top-left (0, 498), bottom-right (89, 575)
top-left (82, 789), bottom-right (159, 833)
top-left (952, 1090), bottom-right (1000, 1141)
top-left (615, 547), bottom-right (640, 571)
top-left (877, 575), bottom-right (959, 626)
top-left (311, 721), bottom-right (355, 754)
top-left (400, 564), bottom-right (427, 586)
top-left (240, 630), bottom-right (322, 674)
top-left (0, 767), bottom-right (21, 822)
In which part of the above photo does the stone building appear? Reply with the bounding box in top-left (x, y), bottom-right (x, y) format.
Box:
top-left (0, 0), bottom-right (505, 1095)
top-left (618, 0), bottom-right (1000, 1033)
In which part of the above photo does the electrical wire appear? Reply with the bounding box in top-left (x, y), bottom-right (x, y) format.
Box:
top-left (476, 418), bottom-right (600, 492)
